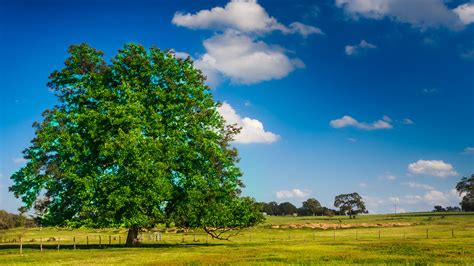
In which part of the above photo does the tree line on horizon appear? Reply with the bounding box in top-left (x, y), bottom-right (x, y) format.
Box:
top-left (258, 192), bottom-right (368, 218)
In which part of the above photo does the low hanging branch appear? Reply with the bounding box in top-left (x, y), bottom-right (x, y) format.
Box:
top-left (203, 226), bottom-right (244, 240)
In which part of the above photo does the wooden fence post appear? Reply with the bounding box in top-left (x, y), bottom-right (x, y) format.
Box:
top-left (109, 235), bottom-right (111, 246)
top-left (356, 231), bottom-right (358, 240)
top-left (119, 236), bottom-right (121, 245)
top-left (73, 236), bottom-right (76, 250)
top-left (99, 235), bottom-right (101, 247)
top-left (452, 228), bottom-right (454, 238)
top-left (57, 237), bottom-right (60, 251)
top-left (20, 237), bottom-right (22, 255)
top-left (378, 230), bottom-right (381, 240)
top-left (40, 237), bottom-right (43, 252)
top-left (426, 229), bottom-right (429, 239)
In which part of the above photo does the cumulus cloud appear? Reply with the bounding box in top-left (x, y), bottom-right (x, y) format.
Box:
top-left (408, 160), bottom-right (458, 177)
top-left (330, 115), bottom-right (393, 130)
top-left (172, 1), bottom-right (323, 86)
top-left (359, 182), bottom-right (369, 188)
top-left (336, 0), bottom-right (465, 30)
top-left (402, 118), bottom-right (414, 125)
top-left (402, 181), bottom-right (435, 190)
top-left (345, 40), bottom-right (377, 56)
top-left (276, 188), bottom-right (311, 199)
top-left (463, 147), bottom-right (474, 154)
top-left (453, 2), bottom-right (474, 25)
top-left (172, 0), bottom-right (322, 37)
top-left (218, 102), bottom-right (279, 144)
top-left (196, 31), bottom-right (304, 84)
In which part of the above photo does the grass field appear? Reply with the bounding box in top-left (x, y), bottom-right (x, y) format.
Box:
top-left (1, 212), bottom-right (473, 265)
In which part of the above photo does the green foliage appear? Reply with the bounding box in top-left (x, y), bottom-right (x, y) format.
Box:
top-left (334, 192), bottom-right (368, 218)
top-left (456, 174), bottom-right (474, 211)
top-left (278, 202), bottom-right (297, 215)
top-left (302, 198), bottom-right (322, 216)
top-left (9, 43), bottom-right (262, 238)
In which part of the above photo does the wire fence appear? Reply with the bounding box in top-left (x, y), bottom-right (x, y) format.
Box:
top-left (1, 226), bottom-right (473, 254)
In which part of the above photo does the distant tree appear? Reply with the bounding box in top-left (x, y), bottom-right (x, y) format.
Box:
top-left (263, 201), bottom-right (280, 216)
top-left (456, 174), bottom-right (474, 211)
top-left (334, 193), bottom-right (368, 219)
top-left (9, 43), bottom-right (263, 245)
top-left (321, 207), bottom-right (336, 217)
top-left (302, 198), bottom-right (322, 216)
top-left (0, 210), bottom-right (36, 229)
top-left (433, 205), bottom-right (446, 212)
top-left (279, 202), bottom-right (297, 215)
top-left (446, 206), bottom-right (461, 212)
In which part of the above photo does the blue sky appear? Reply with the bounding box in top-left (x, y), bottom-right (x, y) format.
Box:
top-left (1, 0), bottom-right (473, 214)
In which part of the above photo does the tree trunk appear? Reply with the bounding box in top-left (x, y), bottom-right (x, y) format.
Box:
top-left (126, 228), bottom-right (139, 246)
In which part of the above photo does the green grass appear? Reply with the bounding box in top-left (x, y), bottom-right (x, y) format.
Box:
top-left (1, 212), bottom-right (473, 265)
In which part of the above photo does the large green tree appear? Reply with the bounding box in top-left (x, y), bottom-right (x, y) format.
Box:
top-left (9, 43), bottom-right (263, 245)
top-left (334, 193), bottom-right (368, 219)
top-left (456, 174), bottom-right (474, 211)
top-left (302, 198), bottom-right (322, 216)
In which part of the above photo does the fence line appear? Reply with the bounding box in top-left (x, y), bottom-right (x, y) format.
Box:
top-left (1, 226), bottom-right (473, 254)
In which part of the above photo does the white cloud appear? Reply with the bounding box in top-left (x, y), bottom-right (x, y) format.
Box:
top-left (336, 0), bottom-right (464, 30)
top-left (358, 182), bottom-right (369, 188)
top-left (196, 31), bottom-right (304, 84)
top-left (172, 0), bottom-right (322, 37)
top-left (172, 1), bottom-right (322, 86)
top-left (288, 22), bottom-right (324, 37)
top-left (362, 195), bottom-right (385, 211)
top-left (218, 101), bottom-right (279, 144)
top-left (276, 188), bottom-right (311, 199)
top-left (463, 147), bottom-right (474, 154)
top-left (382, 115), bottom-right (392, 122)
top-left (408, 160), bottom-right (458, 178)
top-left (402, 181), bottom-right (435, 190)
top-left (389, 197), bottom-right (400, 203)
top-left (423, 189), bottom-right (462, 206)
top-left (402, 118), bottom-right (414, 125)
top-left (13, 158), bottom-right (27, 164)
top-left (380, 173), bottom-right (397, 181)
top-left (330, 115), bottom-right (393, 130)
top-left (453, 2), bottom-right (474, 25)
top-left (345, 40), bottom-right (377, 56)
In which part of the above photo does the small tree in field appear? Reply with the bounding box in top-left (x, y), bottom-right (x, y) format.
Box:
top-left (334, 193), bottom-right (367, 219)
top-left (9, 43), bottom-right (263, 245)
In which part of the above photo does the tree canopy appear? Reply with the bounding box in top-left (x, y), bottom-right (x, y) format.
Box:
top-left (456, 174), bottom-right (474, 211)
top-left (9, 43), bottom-right (263, 245)
top-left (334, 193), bottom-right (367, 218)
top-left (302, 198), bottom-right (322, 216)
